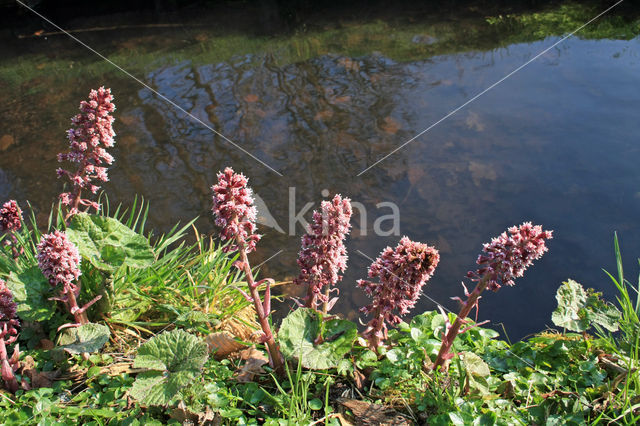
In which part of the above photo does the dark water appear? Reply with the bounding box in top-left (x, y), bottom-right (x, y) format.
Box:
top-left (1, 9), bottom-right (640, 340)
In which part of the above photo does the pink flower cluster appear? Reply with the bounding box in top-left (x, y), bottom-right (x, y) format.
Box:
top-left (0, 279), bottom-right (18, 339)
top-left (37, 230), bottom-right (82, 290)
top-left (0, 279), bottom-right (20, 393)
top-left (467, 222), bottom-right (553, 291)
top-left (57, 87), bottom-right (116, 216)
top-left (358, 237), bottom-right (440, 349)
top-left (211, 167), bottom-right (261, 253)
top-left (432, 222), bottom-right (552, 371)
top-left (0, 200), bottom-right (22, 233)
top-left (294, 194), bottom-right (352, 311)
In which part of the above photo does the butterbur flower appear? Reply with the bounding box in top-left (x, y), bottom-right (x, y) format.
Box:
top-left (37, 230), bottom-right (82, 289)
top-left (0, 200), bottom-right (22, 233)
top-left (37, 231), bottom-right (99, 326)
top-left (211, 167), bottom-right (261, 253)
top-left (0, 280), bottom-right (18, 327)
top-left (467, 222), bottom-right (553, 291)
top-left (295, 194), bottom-right (352, 312)
top-left (211, 167), bottom-right (284, 374)
top-left (57, 87), bottom-right (116, 218)
top-left (432, 222), bottom-right (552, 371)
top-left (0, 279), bottom-right (20, 393)
top-left (358, 237), bottom-right (440, 350)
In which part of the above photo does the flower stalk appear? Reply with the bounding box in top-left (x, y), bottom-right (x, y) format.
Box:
top-left (57, 87), bottom-right (116, 221)
top-left (432, 222), bottom-right (553, 371)
top-left (211, 167), bottom-right (284, 374)
top-left (0, 279), bottom-right (20, 393)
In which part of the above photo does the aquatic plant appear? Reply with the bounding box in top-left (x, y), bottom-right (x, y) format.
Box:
top-left (0, 279), bottom-right (20, 393)
top-left (432, 222), bottom-right (553, 371)
top-left (358, 236), bottom-right (440, 351)
top-left (57, 87), bottom-right (116, 220)
top-left (37, 230), bottom-right (100, 327)
top-left (0, 200), bottom-right (23, 258)
top-left (294, 194), bottom-right (352, 313)
top-left (211, 167), bottom-right (284, 374)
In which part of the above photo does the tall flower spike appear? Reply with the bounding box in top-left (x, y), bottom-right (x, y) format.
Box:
top-left (432, 222), bottom-right (552, 371)
top-left (295, 194), bottom-right (352, 312)
top-left (358, 237), bottom-right (439, 351)
top-left (57, 87), bottom-right (116, 218)
top-left (211, 167), bottom-right (261, 253)
top-left (211, 167), bottom-right (284, 374)
top-left (0, 200), bottom-right (22, 233)
top-left (0, 279), bottom-right (20, 393)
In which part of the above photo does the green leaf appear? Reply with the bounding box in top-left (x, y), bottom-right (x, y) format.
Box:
top-left (5, 267), bottom-right (56, 322)
top-left (58, 323), bottom-right (110, 354)
top-left (308, 398), bottom-right (323, 410)
top-left (584, 289), bottom-right (620, 332)
top-left (278, 308), bottom-right (357, 370)
top-left (552, 279), bottom-right (620, 332)
top-left (461, 352), bottom-right (491, 397)
top-left (461, 352), bottom-right (490, 377)
top-left (552, 280), bottom-right (590, 332)
top-left (130, 329), bottom-right (208, 406)
top-left (66, 213), bottom-right (154, 272)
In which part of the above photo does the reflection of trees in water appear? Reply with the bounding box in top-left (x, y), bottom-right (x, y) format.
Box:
top-left (119, 52), bottom-right (518, 322)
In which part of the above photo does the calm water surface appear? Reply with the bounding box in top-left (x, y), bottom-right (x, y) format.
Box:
top-left (1, 19), bottom-right (639, 339)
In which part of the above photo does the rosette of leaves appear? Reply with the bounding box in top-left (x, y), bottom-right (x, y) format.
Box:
top-left (130, 329), bottom-right (209, 406)
top-left (552, 279), bottom-right (620, 333)
top-left (278, 308), bottom-right (357, 370)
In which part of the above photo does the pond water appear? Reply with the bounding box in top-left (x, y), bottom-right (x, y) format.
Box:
top-left (1, 4), bottom-right (639, 339)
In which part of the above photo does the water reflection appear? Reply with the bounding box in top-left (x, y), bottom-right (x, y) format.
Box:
top-left (2, 34), bottom-right (640, 339)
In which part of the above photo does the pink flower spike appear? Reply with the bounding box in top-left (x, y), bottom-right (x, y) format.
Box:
top-left (37, 231), bottom-right (81, 288)
top-left (57, 87), bottom-right (116, 219)
top-left (211, 167), bottom-right (261, 253)
top-left (294, 194), bottom-right (352, 312)
top-left (358, 237), bottom-right (440, 351)
top-left (432, 222), bottom-right (553, 372)
top-left (467, 222), bottom-right (553, 291)
top-left (0, 200), bottom-right (22, 233)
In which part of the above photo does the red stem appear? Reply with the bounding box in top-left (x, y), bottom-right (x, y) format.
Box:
top-left (65, 156), bottom-right (90, 222)
top-left (238, 247), bottom-right (285, 375)
top-left (366, 306), bottom-right (384, 353)
top-left (432, 275), bottom-right (489, 371)
top-left (65, 285), bottom-right (89, 325)
top-left (0, 337), bottom-right (18, 393)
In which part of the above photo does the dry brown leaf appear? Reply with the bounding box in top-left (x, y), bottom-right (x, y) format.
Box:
top-left (206, 332), bottom-right (247, 359)
top-left (170, 401), bottom-right (219, 425)
top-left (235, 347), bottom-right (269, 383)
top-left (20, 355), bottom-right (60, 389)
top-left (337, 398), bottom-right (411, 426)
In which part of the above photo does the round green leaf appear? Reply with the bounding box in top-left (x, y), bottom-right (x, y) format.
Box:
top-left (66, 213), bottom-right (154, 272)
top-left (278, 308), bottom-right (357, 370)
